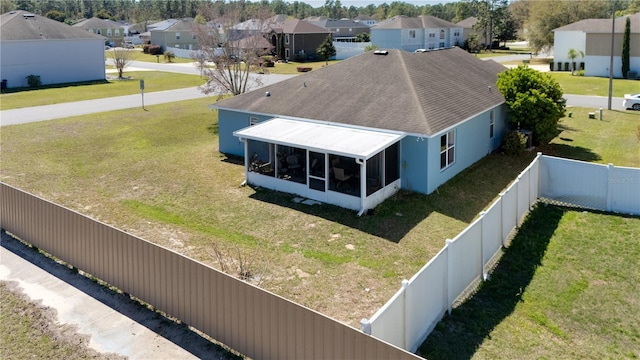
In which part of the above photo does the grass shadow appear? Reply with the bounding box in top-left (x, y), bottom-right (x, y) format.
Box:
top-left (0, 80), bottom-right (111, 94)
top-left (247, 152), bottom-right (538, 242)
top-left (417, 204), bottom-right (565, 359)
top-left (539, 143), bottom-right (602, 162)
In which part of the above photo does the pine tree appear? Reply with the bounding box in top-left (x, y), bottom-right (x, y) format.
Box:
top-left (622, 16), bottom-right (631, 79)
top-left (316, 34), bottom-right (336, 66)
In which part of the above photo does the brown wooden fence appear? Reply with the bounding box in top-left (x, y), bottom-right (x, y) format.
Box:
top-left (0, 183), bottom-right (420, 360)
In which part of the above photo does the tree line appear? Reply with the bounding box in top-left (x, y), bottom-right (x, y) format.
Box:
top-left (2, 0), bottom-right (639, 52)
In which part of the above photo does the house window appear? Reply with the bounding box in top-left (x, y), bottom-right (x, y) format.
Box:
top-left (107, 29), bottom-right (112, 36)
top-left (349, 28), bottom-right (352, 33)
top-left (428, 33), bottom-right (435, 38)
top-left (454, 30), bottom-right (460, 37)
top-left (440, 130), bottom-right (455, 170)
top-left (336, 28), bottom-right (340, 33)
top-left (250, 117), bottom-right (258, 126)
top-left (489, 111), bottom-right (495, 138)
top-left (428, 43), bottom-right (435, 50)
top-left (176, 33), bottom-right (181, 40)
top-left (439, 42), bottom-right (445, 48)
top-left (192, 34), bottom-right (196, 39)
top-left (97, 29), bottom-right (102, 35)
top-left (285, 34), bottom-right (289, 44)
top-left (409, 30), bottom-right (416, 38)
top-left (115, 29), bottom-right (120, 36)
top-left (89, 29), bottom-right (94, 33)
top-left (285, 48), bottom-right (290, 59)
top-left (439, 29), bottom-right (445, 39)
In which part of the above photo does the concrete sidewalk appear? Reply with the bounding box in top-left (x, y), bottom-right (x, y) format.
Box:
top-left (0, 231), bottom-right (234, 359)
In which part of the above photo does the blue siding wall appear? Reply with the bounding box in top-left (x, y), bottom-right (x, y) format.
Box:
top-left (218, 110), bottom-right (272, 157)
top-left (400, 136), bottom-right (429, 194)
top-left (371, 29), bottom-right (402, 50)
top-left (425, 106), bottom-right (507, 194)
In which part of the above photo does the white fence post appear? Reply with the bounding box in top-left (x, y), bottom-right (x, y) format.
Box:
top-left (360, 318), bottom-right (371, 335)
top-left (479, 211), bottom-right (486, 281)
top-left (445, 238), bottom-right (453, 315)
top-left (402, 279), bottom-right (410, 350)
top-left (606, 163), bottom-right (614, 212)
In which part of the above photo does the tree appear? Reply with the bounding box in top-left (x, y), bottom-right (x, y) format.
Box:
top-left (497, 65), bottom-right (566, 145)
top-left (316, 34), bottom-right (336, 65)
top-left (191, 2), bottom-right (268, 97)
top-left (468, 0), bottom-right (509, 50)
top-left (45, 10), bottom-right (66, 22)
top-left (111, 48), bottom-right (134, 79)
top-left (527, 0), bottom-right (612, 54)
top-left (622, 16), bottom-right (631, 79)
top-left (567, 48), bottom-right (584, 75)
top-left (354, 32), bottom-right (370, 42)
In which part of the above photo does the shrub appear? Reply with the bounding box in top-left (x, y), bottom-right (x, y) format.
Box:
top-left (163, 50), bottom-right (175, 63)
top-left (26, 74), bottom-right (41, 87)
top-left (144, 44), bottom-right (162, 55)
top-left (503, 131), bottom-right (527, 156)
top-left (296, 66), bottom-right (312, 72)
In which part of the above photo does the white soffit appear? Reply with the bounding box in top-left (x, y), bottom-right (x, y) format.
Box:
top-left (234, 118), bottom-right (404, 159)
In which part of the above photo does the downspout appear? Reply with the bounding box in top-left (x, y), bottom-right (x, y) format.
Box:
top-left (356, 158), bottom-right (366, 216)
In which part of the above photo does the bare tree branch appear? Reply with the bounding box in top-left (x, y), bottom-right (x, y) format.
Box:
top-left (110, 48), bottom-right (134, 79)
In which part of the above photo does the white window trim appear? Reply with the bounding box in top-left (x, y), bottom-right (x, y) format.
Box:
top-left (176, 32), bottom-right (181, 40)
top-left (285, 34), bottom-right (290, 44)
top-left (440, 130), bottom-right (455, 170)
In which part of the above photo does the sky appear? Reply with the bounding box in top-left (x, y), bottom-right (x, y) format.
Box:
top-left (300, 0), bottom-right (462, 7)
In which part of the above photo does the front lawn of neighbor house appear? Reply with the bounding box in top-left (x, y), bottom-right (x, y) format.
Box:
top-left (0, 72), bottom-right (206, 110)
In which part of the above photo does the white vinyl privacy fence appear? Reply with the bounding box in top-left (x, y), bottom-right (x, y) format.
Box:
top-left (361, 154), bottom-right (639, 352)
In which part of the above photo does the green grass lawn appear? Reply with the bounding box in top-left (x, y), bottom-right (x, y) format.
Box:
top-left (1, 91), bottom-right (637, 333)
top-left (540, 108), bottom-right (640, 168)
top-left (418, 204), bottom-right (640, 359)
top-left (548, 72), bottom-right (640, 98)
top-left (0, 72), bottom-right (206, 110)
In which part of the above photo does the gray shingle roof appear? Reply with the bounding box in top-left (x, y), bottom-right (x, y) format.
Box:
top-left (375, 15), bottom-right (458, 30)
top-left (73, 17), bottom-right (122, 30)
top-left (553, 12), bottom-right (640, 33)
top-left (1, 10), bottom-right (105, 41)
top-left (213, 47), bottom-right (506, 136)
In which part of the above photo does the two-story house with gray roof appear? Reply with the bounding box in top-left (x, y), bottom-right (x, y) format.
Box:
top-left (0, 10), bottom-right (105, 89)
top-left (73, 17), bottom-right (125, 46)
top-left (371, 15), bottom-right (464, 52)
top-left (268, 19), bottom-right (331, 61)
top-left (553, 12), bottom-right (640, 78)
top-left (149, 18), bottom-right (202, 51)
top-left (211, 48), bottom-right (508, 214)
top-left (306, 17), bottom-right (370, 42)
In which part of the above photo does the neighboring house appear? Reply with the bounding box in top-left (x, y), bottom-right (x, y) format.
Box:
top-left (306, 17), bottom-right (370, 42)
top-left (268, 19), bottom-right (331, 61)
top-left (553, 12), bottom-right (640, 78)
top-left (73, 17), bottom-right (124, 46)
top-left (456, 16), bottom-right (479, 45)
top-left (229, 14), bottom-right (287, 41)
top-left (371, 15), bottom-right (464, 52)
top-left (149, 18), bottom-right (201, 51)
top-left (0, 10), bottom-right (105, 88)
top-left (354, 15), bottom-right (378, 27)
top-left (211, 48), bottom-right (508, 214)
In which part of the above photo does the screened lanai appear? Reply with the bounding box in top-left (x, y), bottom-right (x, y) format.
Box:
top-left (234, 118), bottom-right (405, 215)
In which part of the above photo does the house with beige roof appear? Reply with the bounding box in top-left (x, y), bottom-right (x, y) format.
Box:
top-left (553, 12), bottom-right (640, 78)
top-left (0, 10), bottom-right (105, 89)
top-left (212, 48), bottom-right (508, 214)
top-left (73, 17), bottom-right (124, 46)
top-left (371, 15), bottom-right (464, 52)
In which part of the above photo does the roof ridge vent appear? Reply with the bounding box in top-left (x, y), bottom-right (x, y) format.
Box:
top-left (373, 50), bottom-right (388, 55)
